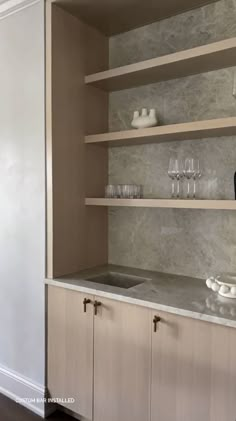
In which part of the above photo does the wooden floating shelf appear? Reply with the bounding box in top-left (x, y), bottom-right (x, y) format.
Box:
top-left (85, 117), bottom-right (236, 147)
top-left (85, 37), bottom-right (236, 91)
top-left (60, 0), bottom-right (219, 36)
top-left (85, 198), bottom-right (236, 210)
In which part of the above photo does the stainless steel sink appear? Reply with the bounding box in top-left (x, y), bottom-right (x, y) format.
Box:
top-left (85, 272), bottom-right (148, 289)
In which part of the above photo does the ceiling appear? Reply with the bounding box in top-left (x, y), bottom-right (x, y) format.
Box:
top-left (56, 0), bottom-right (219, 36)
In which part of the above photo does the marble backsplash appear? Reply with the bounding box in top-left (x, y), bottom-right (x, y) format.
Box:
top-left (109, 0), bottom-right (236, 68)
top-left (109, 208), bottom-right (236, 279)
top-left (108, 0), bottom-right (236, 279)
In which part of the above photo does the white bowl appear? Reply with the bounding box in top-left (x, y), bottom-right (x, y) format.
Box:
top-left (206, 274), bottom-right (236, 299)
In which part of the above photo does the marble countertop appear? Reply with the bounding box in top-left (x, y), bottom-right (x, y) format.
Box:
top-left (45, 265), bottom-right (236, 328)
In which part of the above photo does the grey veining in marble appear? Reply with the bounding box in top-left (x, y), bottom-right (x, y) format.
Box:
top-left (45, 265), bottom-right (236, 328)
top-left (108, 0), bottom-right (236, 279)
top-left (109, 208), bottom-right (236, 278)
top-left (109, 0), bottom-right (236, 68)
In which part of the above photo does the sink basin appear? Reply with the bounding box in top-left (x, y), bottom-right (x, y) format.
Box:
top-left (85, 272), bottom-right (148, 289)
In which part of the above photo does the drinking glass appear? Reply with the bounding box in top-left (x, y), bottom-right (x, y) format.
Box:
top-left (137, 185), bottom-right (143, 198)
top-left (175, 159), bottom-right (184, 199)
top-left (193, 159), bottom-right (202, 199)
top-left (112, 184), bottom-right (143, 199)
top-left (116, 184), bottom-right (122, 198)
top-left (105, 185), bottom-right (117, 198)
top-left (183, 158), bottom-right (195, 198)
top-left (168, 158), bottom-right (177, 198)
top-left (133, 184), bottom-right (142, 198)
top-left (120, 184), bottom-right (133, 198)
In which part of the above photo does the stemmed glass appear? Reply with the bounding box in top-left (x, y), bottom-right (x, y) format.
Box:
top-left (168, 158), bottom-right (177, 198)
top-left (183, 158), bottom-right (195, 199)
top-left (193, 159), bottom-right (202, 199)
top-left (175, 159), bottom-right (184, 199)
top-left (168, 158), bottom-right (184, 198)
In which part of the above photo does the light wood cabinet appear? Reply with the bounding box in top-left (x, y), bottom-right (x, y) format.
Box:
top-left (47, 286), bottom-right (94, 418)
top-left (48, 287), bottom-right (236, 421)
top-left (151, 310), bottom-right (236, 421)
top-left (93, 297), bottom-right (151, 421)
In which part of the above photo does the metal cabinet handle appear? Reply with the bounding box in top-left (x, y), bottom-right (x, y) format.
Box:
top-left (83, 298), bottom-right (91, 313)
top-left (94, 300), bottom-right (102, 315)
top-left (153, 315), bottom-right (161, 332)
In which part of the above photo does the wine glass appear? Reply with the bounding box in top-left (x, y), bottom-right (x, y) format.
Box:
top-left (193, 159), bottom-right (202, 199)
top-left (183, 158), bottom-right (195, 199)
top-left (175, 159), bottom-right (184, 199)
top-left (168, 158), bottom-right (177, 198)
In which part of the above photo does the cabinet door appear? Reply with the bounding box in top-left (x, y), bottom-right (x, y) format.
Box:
top-left (48, 286), bottom-right (93, 419)
top-left (93, 297), bottom-right (151, 421)
top-left (151, 311), bottom-right (236, 421)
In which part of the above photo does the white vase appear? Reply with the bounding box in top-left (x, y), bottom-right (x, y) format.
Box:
top-left (131, 108), bottom-right (158, 129)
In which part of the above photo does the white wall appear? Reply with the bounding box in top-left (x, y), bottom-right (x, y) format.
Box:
top-left (0, 0), bottom-right (45, 412)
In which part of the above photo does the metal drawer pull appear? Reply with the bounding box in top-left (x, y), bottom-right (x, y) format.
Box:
top-left (83, 298), bottom-right (91, 313)
top-left (94, 300), bottom-right (102, 315)
top-left (153, 315), bottom-right (161, 332)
